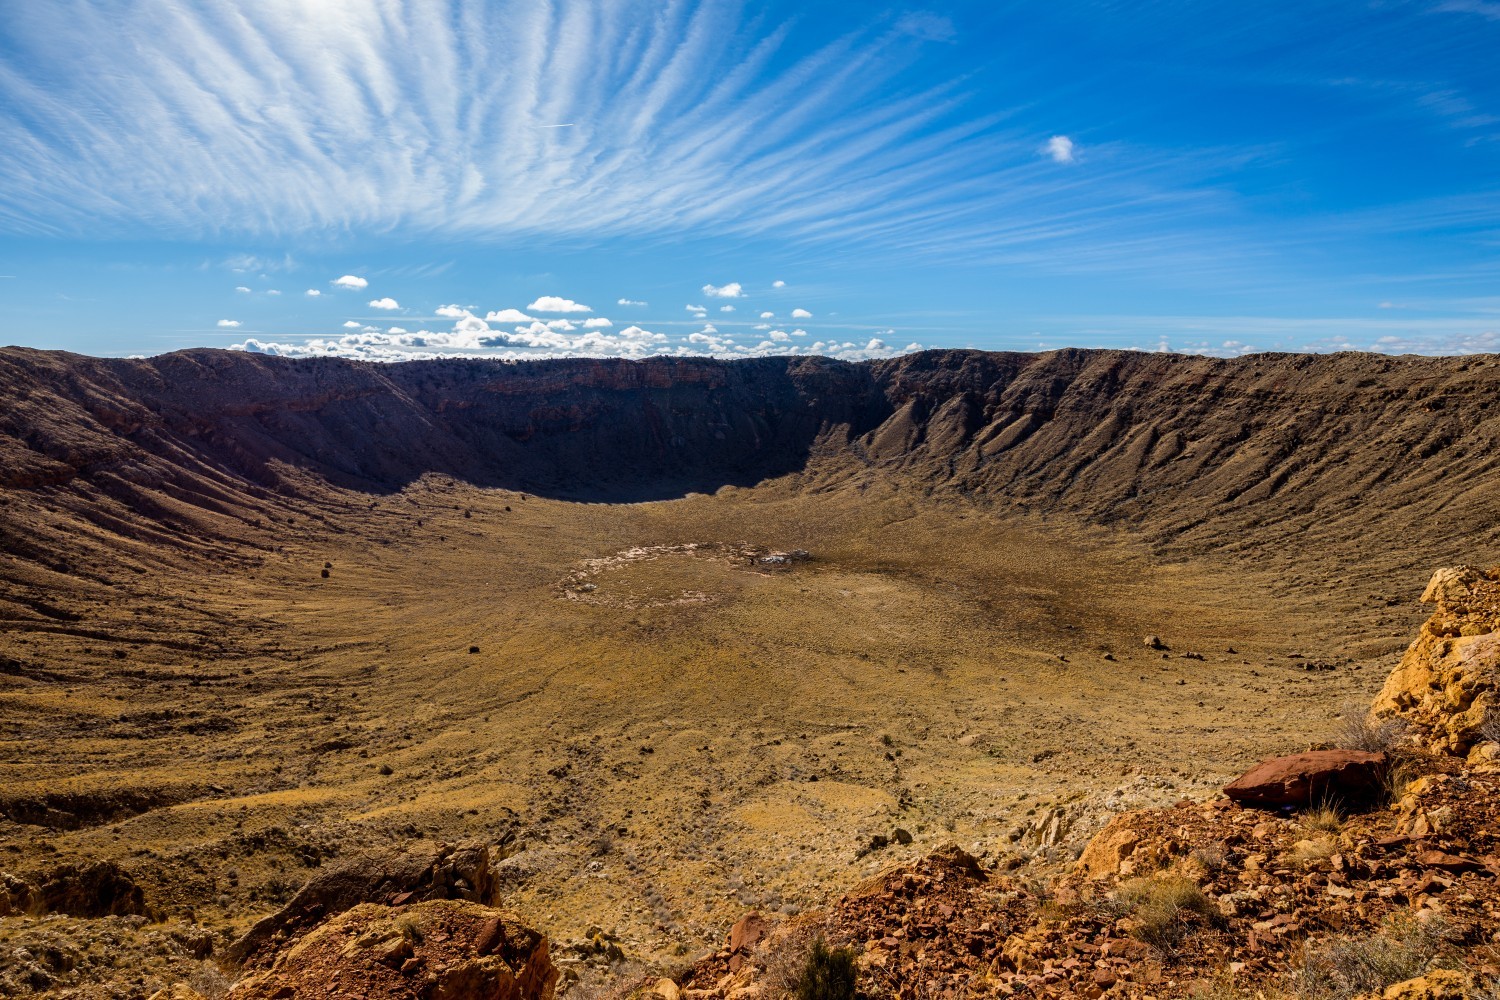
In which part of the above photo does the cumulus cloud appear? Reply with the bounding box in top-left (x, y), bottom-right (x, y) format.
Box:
top-left (617, 298), bottom-right (646, 306)
top-left (772, 280), bottom-right (786, 289)
top-left (759, 311), bottom-right (774, 319)
top-left (369, 297), bottom-right (400, 310)
top-left (527, 295), bottom-right (591, 313)
top-left (333, 275), bottom-right (369, 290)
top-left (702, 282), bottom-right (744, 298)
top-left (720, 305), bottom-right (735, 312)
top-left (484, 308), bottom-right (534, 323)
top-left (343, 321), bottom-right (362, 328)
top-left (583, 317), bottom-right (613, 328)
top-left (436, 304), bottom-right (469, 318)
top-left (217, 319), bottom-right (241, 327)
top-left (267, 289), bottom-right (281, 296)
top-left (1045, 135), bottom-right (1076, 164)
top-left (235, 286), bottom-right (251, 293)
top-left (687, 304), bottom-right (708, 316)
top-left (305, 289), bottom-right (321, 297)
top-left (791, 308), bottom-right (812, 319)
top-left (387, 326), bottom-right (407, 334)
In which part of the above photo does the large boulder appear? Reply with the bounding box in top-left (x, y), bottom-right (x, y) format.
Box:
top-left (227, 840), bottom-right (497, 967)
top-left (1223, 750), bottom-right (1388, 808)
top-left (228, 899), bottom-right (556, 1000)
top-left (1374, 565), bottom-right (1499, 755)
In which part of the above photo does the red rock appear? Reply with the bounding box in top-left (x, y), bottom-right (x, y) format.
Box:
top-left (726, 911), bottom-right (770, 972)
top-left (1223, 750), bottom-right (1388, 808)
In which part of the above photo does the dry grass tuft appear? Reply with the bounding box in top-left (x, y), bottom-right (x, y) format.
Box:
top-left (1114, 873), bottom-right (1222, 949)
top-left (1336, 702), bottom-right (1408, 754)
top-left (1299, 803), bottom-right (1344, 836)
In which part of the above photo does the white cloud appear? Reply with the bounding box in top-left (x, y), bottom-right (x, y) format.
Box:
top-left (791, 308), bottom-right (812, 319)
top-left (369, 297), bottom-right (400, 310)
top-left (527, 295), bottom-right (591, 313)
top-left (772, 280), bottom-right (786, 289)
top-left (1045, 135), bottom-right (1076, 164)
top-left (720, 305), bottom-right (735, 312)
top-left (305, 289), bottom-right (321, 297)
top-left (436, 304), bottom-right (469, 318)
top-left (759, 311), bottom-right (774, 319)
top-left (583, 317), bottom-right (613, 328)
top-left (217, 319), bottom-right (241, 327)
top-left (387, 326), bottom-right (407, 334)
top-left (770, 330), bottom-right (790, 341)
top-left (484, 308), bottom-right (535, 323)
top-left (333, 275), bottom-right (369, 290)
top-left (266, 289), bottom-right (281, 296)
top-left (343, 320), bottom-right (362, 328)
top-left (234, 286), bottom-right (251, 293)
top-left (546, 318), bottom-right (577, 331)
top-left (687, 304), bottom-right (708, 315)
top-left (617, 298), bottom-right (647, 306)
top-left (702, 282), bottom-right (744, 298)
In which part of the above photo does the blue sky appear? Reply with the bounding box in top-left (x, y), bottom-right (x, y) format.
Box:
top-left (1, 1), bottom-right (1498, 361)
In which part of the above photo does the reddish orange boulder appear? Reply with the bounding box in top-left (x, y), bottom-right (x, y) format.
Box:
top-left (1223, 750), bottom-right (1388, 807)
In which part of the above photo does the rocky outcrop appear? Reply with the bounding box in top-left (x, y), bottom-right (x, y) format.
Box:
top-left (1222, 750), bottom-right (1389, 808)
top-left (0, 861), bottom-right (146, 918)
top-left (6, 347), bottom-right (1500, 567)
top-left (1375, 565), bottom-right (1500, 756)
top-left (227, 899), bottom-right (556, 1000)
top-left (227, 840), bottom-right (497, 967)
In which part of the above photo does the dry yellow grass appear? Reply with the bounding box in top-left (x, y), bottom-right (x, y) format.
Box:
top-left (0, 474), bottom-right (1427, 967)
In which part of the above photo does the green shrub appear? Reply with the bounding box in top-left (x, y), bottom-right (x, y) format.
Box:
top-left (795, 938), bottom-right (858, 1000)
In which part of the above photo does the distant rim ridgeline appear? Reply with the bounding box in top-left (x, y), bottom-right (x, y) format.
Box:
top-left (2, 346), bottom-right (1499, 569)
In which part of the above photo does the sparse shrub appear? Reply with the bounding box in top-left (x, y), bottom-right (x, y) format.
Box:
top-left (1189, 842), bottom-right (1230, 874)
top-left (1480, 706), bottom-right (1500, 746)
top-left (1114, 873), bottom-right (1222, 949)
top-left (795, 938), bottom-right (858, 1000)
top-left (1336, 702), bottom-right (1407, 753)
top-left (1473, 976), bottom-right (1500, 1000)
top-left (1294, 913), bottom-right (1453, 1000)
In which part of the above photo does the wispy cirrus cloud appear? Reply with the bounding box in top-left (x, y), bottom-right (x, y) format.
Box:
top-left (0, 0), bottom-right (1242, 273)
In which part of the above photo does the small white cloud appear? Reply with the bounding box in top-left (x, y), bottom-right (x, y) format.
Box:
top-left (485, 308), bottom-right (535, 323)
top-left (617, 298), bottom-right (647, 306)
top-left (583, 317), bottom-right (613, 328)
top-left (770, 330), bottom-right (790, 341)
top-left (545, 318), bottom-right (577, 331)
top-left (700, 323), bottom-right (718, 334)
top-left (343, 320), bottom-right (362, 328)
top-left (791, 308), bottom-right (812, 319)
top-left (759, 311), bottom-right (774, 319)
top-left (369, 297), bottom-right (400, 310)
top-left (234, 286), bottom-right (251, 294)
top-left (720, 305), bottom-right (736, 313)
top-left (703, 282), bottom-right (744, 298)
top-left (333, 275), bottom-right (369, 290)
top-left (527, 295), bottom-right (592, 313)
top-left (772, 280), bottom-right (786, 289)
top-left (436, 304), bottom-right (469, 319)
top-left (266, 289), bottom-right (281, 296)
top-left (217, 319), bottom-right (241, 328)
top-left (305, 289), bottom-right (321, 297)
top-left (687, 304), bottom-right (708, 315)
top-left (1045, 135), bottom-right (1076, 164)
top-left (387, 326), bottom-right (408, 334)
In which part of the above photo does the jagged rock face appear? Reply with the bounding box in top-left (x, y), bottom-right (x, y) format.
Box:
top-left (228, 840), bottom-right (498, 967)
top-left (1374, 565), bottom-right (1499, 756)
top-left (0, 861), bottom-right (146, 918)
top-left (5, 347), bottom-right (1500, 562)
top-left (227, 900), bottom-right (555, 1000)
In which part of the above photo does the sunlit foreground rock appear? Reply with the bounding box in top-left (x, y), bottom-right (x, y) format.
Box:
top-left (227, 899), bottom-right (556, 1000)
